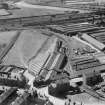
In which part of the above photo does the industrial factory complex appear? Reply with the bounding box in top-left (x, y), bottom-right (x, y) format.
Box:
top-left (1, 0), bottom-right (105, 105)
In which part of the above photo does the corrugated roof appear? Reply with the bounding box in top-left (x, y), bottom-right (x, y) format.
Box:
top-left (82, 33), bottom-right (105, 50)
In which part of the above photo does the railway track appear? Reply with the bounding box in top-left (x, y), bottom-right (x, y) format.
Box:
top-left (0, 11), bottom-right (103, 31)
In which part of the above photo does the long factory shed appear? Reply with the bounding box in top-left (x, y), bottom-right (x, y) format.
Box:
top-left (47, 23), bottom-right (101, 35)
top-left (81, 33), bottom-right (105, 51)
top-left (89, 31), bottom-right (105, 44)
top-left (70, 55), bottom-right (105, 77)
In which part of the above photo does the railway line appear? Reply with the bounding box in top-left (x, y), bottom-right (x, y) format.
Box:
top-left (0, 11), bottom-right (103, 31)
top-left (0, 12), bottom-right (88, 25)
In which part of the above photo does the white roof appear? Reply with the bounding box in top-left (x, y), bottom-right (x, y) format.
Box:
top-left (0, 9), bottom-right (10, 16)
top-left (82, 33), bottom-right (105, 50)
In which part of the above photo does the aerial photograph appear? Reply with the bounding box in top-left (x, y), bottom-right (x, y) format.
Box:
top-left (1, 0), bottom-right (105, 105)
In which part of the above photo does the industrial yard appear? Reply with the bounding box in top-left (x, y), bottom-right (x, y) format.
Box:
top-left (1, 0), bottom-right (105, 105)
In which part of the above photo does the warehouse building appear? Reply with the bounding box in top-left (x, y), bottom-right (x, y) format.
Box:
top-left (81, 33), bottom-right (105, 51)
top-left (70, 55), bottom-right (105, 77)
